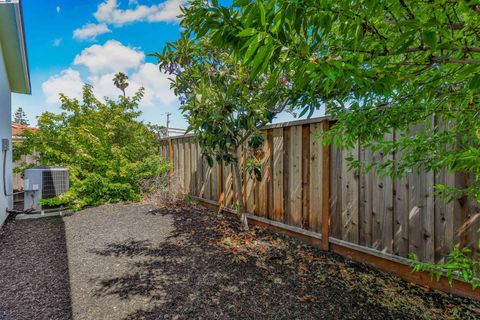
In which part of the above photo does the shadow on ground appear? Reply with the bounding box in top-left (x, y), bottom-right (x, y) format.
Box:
top-left (89, 206), bottom-right (480, 320)
top-left (0, 204), bottom-right (478, 320)
top-left (0, 217), bottom-right (72, 320)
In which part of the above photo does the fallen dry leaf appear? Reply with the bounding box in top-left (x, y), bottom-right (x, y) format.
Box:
top-left (297, 295), bottom-right (313, 303)
top-left (298, 264), bottom-right (309, 273)
top-left (232, 255), bottom-right (247, 264)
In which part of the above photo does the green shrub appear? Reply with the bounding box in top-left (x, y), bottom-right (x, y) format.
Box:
top-left (23, 84), bottom-right (170, 210)
top-left (409, 229), bottom-right (480, 289)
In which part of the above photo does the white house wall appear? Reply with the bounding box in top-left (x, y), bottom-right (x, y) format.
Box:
top-left (0, 41), bottom-right (13, 226)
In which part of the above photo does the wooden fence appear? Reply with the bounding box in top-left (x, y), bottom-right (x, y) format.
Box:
top-left (159, 117), bottom-right (479, 299)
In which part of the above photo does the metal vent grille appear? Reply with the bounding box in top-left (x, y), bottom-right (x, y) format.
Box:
top-left (42, 169), bottom-right (69, 199)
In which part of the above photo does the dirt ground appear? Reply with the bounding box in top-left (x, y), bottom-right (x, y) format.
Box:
top-left (0, 202), bottom-right (478, 320)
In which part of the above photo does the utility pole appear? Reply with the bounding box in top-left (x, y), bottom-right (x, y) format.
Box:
top-left (166, 112), bottom-right (171, 137)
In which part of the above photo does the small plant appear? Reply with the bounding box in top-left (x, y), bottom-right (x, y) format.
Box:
top-left (409, 229), bottom-right (480, 289)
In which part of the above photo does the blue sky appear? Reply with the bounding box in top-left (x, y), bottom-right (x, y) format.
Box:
top-left (13, 0), bottom-right (320, 129)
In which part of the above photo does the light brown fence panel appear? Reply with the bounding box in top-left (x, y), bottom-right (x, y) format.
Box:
top-left (308, 123), bottom-right (323, 233)
top-left (287, 125), bottom-right (303, 227)
top-left (211, 161), bottom-right (219, 202)
top-left (340, 141), bottom-right (360, 244)
top-left (223, 162), bottom-right (234, 208)
top-left (272, 128), bottom-right (284, 222)
top-left (330, 145), bottom-right (343, 239)
top-left (158, 117), bottom-right (479, 266)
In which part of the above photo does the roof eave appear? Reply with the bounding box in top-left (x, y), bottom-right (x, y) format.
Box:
top-left (0, 1), bottom-right (31, 94)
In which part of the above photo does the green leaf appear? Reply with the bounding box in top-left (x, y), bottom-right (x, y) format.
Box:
top-left (233, 0), bottom-right (251, 6)
top-left (299, 106), bottom-right (310, 118)
top-left (422, 31), bottom-right (437, 50)
top-left (238, 28), bottom-right (257, 37)
top-left (250, 45), bottom-right (269, 78)
top-left (243, 34), bottom-right (263, 64)
top-left (257, 1), bottom-right (266, 27)
top-left (469, 74), bottom-right (480, 90)
top-left (207, 155), bottom-right (214, 167)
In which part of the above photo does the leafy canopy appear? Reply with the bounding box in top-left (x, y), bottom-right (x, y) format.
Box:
top-left (178, 0), bottom-right (480, 283)
top-left (22, 85), bottom-right (169, 210)
top-left (153, 32), bottom-right (290, 169)
top-left (153, 29), bottom-right (291, 229)
top-left (183, 0), bottom-right (480, 202)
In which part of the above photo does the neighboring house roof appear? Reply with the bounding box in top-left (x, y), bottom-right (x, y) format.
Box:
top-left (12, 122), bottom-right (36, 140)
top-left (0, 0), bottom-right (30, 94)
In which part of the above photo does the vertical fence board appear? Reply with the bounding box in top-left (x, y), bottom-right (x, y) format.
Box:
top-left (258, 131), bottom-right (270, 217)
top-left (195, 142), bottom-right (203, 197)
top-left (272, 128), bottom-right (284, 222)
top-left (330, 145), bottom-right (343, 239)
top-left (184, 140), bottom-right (191, 194)
top-left (211, 161), bottom-right (219, 201)
top-left (408, 171), bottom-right (425, 260)
top-left (203, 157), bottom-right (211, 200)
top-left (288, 125), bottom-right (302, 227)
top-left (309, 123), bottom-right (322, 233)
top-left (266, 130), bottom-right (274, 220)
top-left (435, 168), bottom-right (455, 262)
top-left (301, 125), bottom-right (310, 229)
top-left (360, 148), bottom-right (373, 247)
top-left (190, 140), bottom-right (198, 196)
top-left (224, 163), bottom-right (234, 208)
top-left (340, 142), bottom-right (360, 243)
top-left (245, 170), bottom-right (255, 213)
top-left (370, 133), bottom-right (394, 253)
top-left (173, 140), bottom-right (179, 175)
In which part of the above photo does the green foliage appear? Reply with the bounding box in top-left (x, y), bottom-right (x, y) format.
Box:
top-left (22, 84), bottom-right (170, 210)
top-left (13, 107), bottom-right (29, 125)
top-left (182, 0), bottom-right (480, 197)
top-left (409, 229), bottom-right (480, 289)
top-left (152, 32), bottom-right (290, 168)
top-left (152, 24), bottom-right (291, 229)
top-left (180, 0), bottom-right (480, 284)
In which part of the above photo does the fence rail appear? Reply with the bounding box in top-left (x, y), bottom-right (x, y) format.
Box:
top-left (159, 117), bottom-right (479, 299)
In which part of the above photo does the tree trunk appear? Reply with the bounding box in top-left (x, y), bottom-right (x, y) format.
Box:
top-left (232, 158), bottom-right (249, 230)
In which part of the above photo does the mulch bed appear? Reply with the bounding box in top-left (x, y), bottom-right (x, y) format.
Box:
top-left (0, 202), bottom-right (478, 320)
top-left (0, 217), bottom-right (72, 320)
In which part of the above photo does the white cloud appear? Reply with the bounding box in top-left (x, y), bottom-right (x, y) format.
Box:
top-left (42, 40), bottom-right (177, 110)
top-left (56, 6), bottom-right (60, 13)
top-left (94, 0), bottom-right (185, 26)
top-left (73, 23), bottom-right (112, 41)
top-left (42, 69), bottom-right (84, 104)
top-left (130, 63), bottom-right (176, 106)
top-left (73, 40), bottom-right (144, 74)
top-left (52, 38), bottom-right (62, 47)
top-left (87, 72), bottom-right (123, 98)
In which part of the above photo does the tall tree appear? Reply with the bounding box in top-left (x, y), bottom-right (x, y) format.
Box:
top-left (153, 33), bottom-right (290, 230)
top-left (13, 107), bottom-right (29, 126)
top-left (180, 0), bottom-right (480, 285)
top-left (113, 72), bottom-right (129, 97)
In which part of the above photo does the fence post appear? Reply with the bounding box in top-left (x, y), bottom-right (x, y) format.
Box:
top-left (321, 120), bottom-right (331, 251)
top-left (168, 138), bottom-right (174, 175)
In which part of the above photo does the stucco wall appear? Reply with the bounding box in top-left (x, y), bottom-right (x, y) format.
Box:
top-left (0, 42), bottom-right (13, 226)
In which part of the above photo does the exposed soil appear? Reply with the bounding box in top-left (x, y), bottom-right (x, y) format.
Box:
top-left (0, 202), bottom-right (478, 320)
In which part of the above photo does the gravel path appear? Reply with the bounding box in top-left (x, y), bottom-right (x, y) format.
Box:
top-left (0, 203), bottom-right (478, 320)
top-left (63, 204), bottom-right (174, 320)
